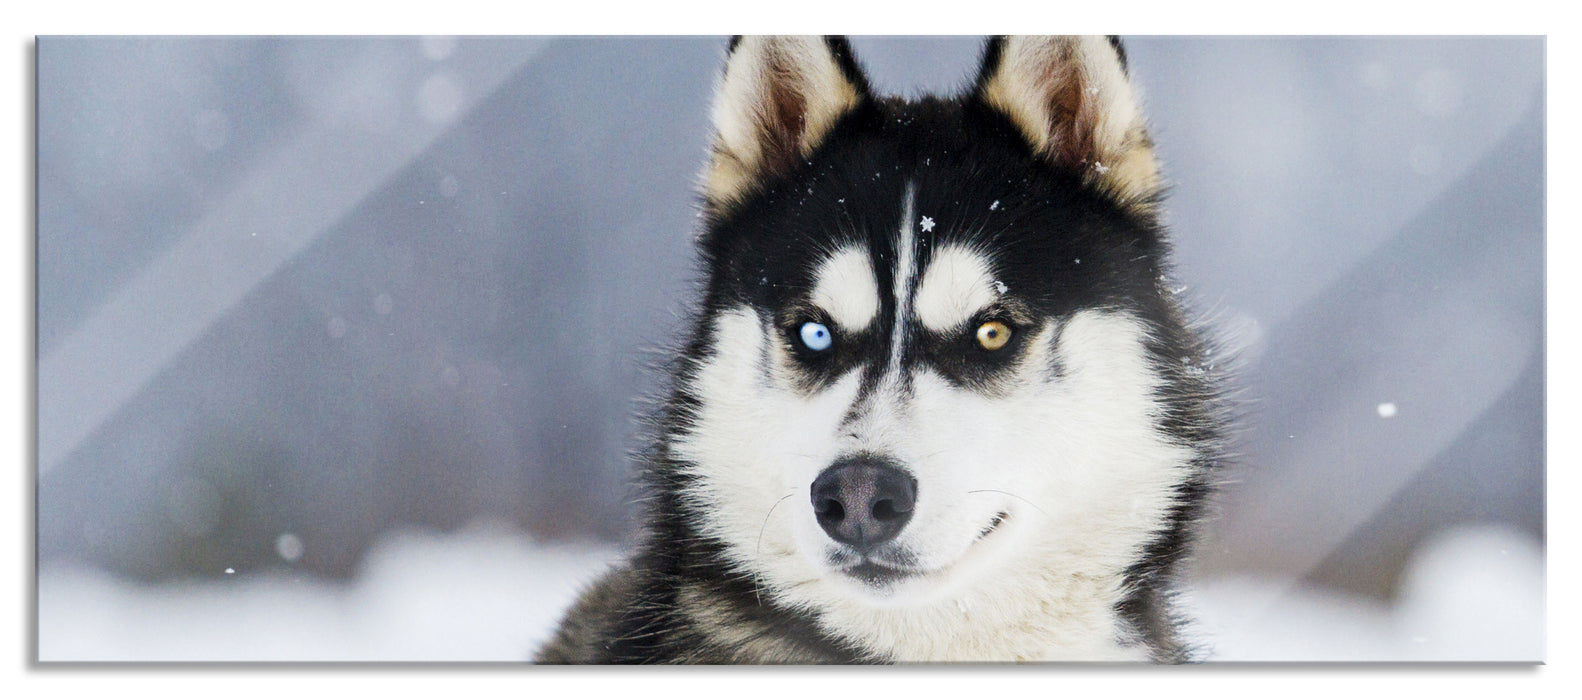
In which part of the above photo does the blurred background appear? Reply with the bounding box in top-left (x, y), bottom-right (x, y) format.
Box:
top-left (35, 36), bottom-right (1544, 661)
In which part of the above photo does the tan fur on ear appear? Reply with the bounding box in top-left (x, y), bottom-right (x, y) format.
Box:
top-left (979, 36), bottom-right (1161, 205)
top-left (703, 36), bottom-right (864, 210)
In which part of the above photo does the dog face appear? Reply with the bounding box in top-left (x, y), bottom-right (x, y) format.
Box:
top-left (668, 37), bottom-right (1199, 617)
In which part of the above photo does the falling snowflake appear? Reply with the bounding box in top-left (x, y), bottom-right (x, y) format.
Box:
top-left (993, 280), bottom-right (1008, 294)
top-left (920, 216), bottom-right (935, 232)
top-left (1092, 161), bottom-right (1110, 174)
top-left (990, 200), bottom-right (1000, 211)
top-left (276, 533), bottom-right (305, 563)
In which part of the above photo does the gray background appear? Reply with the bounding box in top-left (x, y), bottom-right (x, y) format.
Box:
top-left (37, 36), bottom-right (1543, 611)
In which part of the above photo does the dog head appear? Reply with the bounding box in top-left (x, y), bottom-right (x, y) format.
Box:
top-left (667, 36), bottom-right (1205, 615)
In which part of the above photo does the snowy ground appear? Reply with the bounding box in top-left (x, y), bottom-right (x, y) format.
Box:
top-left (36, 520), bottom-right (1543, 663)
top-left (1183, 524), bottom-right (1544, 662)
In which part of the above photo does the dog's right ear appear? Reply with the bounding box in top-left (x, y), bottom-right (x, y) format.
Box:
top-left (702, 36), bottom-right (871, 212)
top-left (973, 35), bottom-right (1161, 207)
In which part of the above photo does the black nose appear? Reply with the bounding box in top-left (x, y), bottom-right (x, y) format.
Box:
top-left (810, 456), bottom-right (917, 551)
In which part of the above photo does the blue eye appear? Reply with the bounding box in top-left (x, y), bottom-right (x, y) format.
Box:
top-left (799, 321), bottom-right (833, 351)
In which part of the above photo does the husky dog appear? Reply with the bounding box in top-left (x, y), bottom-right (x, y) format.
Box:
top-left (536, 35), bottom-right (1224, 664)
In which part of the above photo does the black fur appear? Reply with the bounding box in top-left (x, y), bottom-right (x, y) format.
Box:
top-left (535, 35), bottom-right (1225, 664)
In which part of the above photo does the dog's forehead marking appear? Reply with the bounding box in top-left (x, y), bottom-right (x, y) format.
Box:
top-left (887, 183), bottom-right (919, 375)
top-left (811, 247), bottom-right (879, 331)
top-left (915, 244), bottom-right (998, 332)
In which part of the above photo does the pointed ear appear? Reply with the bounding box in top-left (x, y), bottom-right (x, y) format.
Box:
top-left (703, 36), bottom-right (870, 210)
top-left (974, 35), bottom-right (1161, 205)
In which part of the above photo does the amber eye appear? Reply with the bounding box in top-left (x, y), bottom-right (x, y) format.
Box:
top-left (976, 321), bottom-right (1012, 351)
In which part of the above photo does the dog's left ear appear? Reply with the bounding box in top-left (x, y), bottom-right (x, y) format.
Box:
top-left (703, 36), bottom-right (871, 211)
top-left (974, 35), bottom-right (1161, 205)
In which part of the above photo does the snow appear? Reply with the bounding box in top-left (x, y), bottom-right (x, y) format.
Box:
top-left (1183, 523), bottom-right (1543, 662)
top-left (275, 533), bottom-right (305, 562)
top-left (1377, 401), bottom-right (1398, 418)
top-left (39, 520), bottom-right (619, 662)
top-left (416, 73), bottom-right (464, 126)
top-left (37, 521), bottom-right (1540, 662)
top-left (419, 36), bottom-right (457, 63)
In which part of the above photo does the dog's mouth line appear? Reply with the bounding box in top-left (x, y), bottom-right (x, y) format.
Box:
top-left (838, 509), bottom-right (1012, 583)
top-left (977, 510), bottom-right (1009, 540)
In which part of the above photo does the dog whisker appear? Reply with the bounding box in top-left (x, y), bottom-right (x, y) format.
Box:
top-left (753, 490), bottom-right (798, 606)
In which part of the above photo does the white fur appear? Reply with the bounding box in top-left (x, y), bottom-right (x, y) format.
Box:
top-left (811, 247), bottom-right (879, 332)
top-left (671, 307), bottom-right (862, 582)
top-left (812, 311), bottom-right (1188, 660)
top-left (915, 243), bottom-right (999, 333)
top-left (675, 297), bottom-right (1193, 660)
